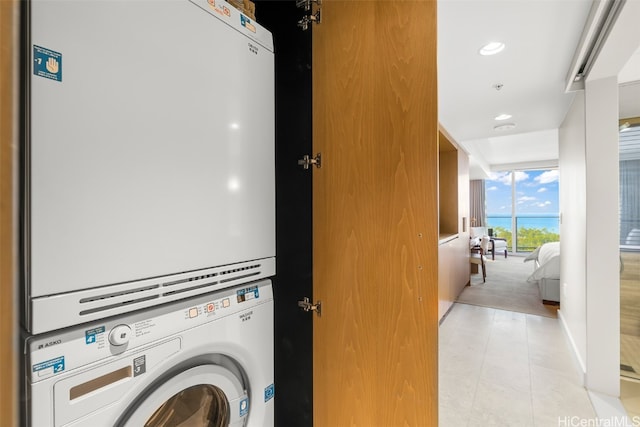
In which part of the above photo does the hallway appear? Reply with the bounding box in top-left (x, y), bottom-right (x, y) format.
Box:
top-left (439, 303), bottom-right (596, 426)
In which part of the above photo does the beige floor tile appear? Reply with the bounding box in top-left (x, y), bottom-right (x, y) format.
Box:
top-left (439, 303), bottom-right (596, 427)
top-left (484, 337), bottom-right (530, 366)
top-left (526, 316), bottom-right (567, 347)
top-left (479, 360), bottom-right (531, 395)
top-left (530, 364), bottom-right (595, 420)
top-left (448, 305), bottom-right (497, 326)
top-left (467, 412), bottom-right (534, 427)
top-left (440, 401), bottom-right (472, 427)
top-left (492, 309), bottom-right (528, 329)
top-left (468, 381), bottom-right (534, 427)
top-left (445, 331), bottom-right (491, 356)
top-left (439, 372), bottom-right (478, 415)
top-left (527, 342), bottom-right (581, 378)
top-left (439, 348), bottom-right (485, 380)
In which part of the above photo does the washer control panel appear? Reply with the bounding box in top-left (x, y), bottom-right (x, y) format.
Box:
top-left (26, 280), bottom-right (273, 383)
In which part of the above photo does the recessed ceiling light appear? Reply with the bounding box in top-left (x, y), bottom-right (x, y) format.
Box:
top-left (494, 123), bottom-right (516, 131)
top-left (495, 114), bottom-right (512, 121)
top-left (479, 42), bottom-right (505, 56)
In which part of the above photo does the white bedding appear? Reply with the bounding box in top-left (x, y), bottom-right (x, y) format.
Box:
top-left (524, 241), bottom-right (560, 281)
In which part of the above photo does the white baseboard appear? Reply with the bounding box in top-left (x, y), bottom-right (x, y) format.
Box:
top-left (557, 310), bottom-right (630, 422)
top-left (588, 390), bottom-right (632, 425)
top-left (558, 308), bottom-right (587, 386)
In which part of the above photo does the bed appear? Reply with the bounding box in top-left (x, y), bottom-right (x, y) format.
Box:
top-left (524, 242), bottom-right (560, 303)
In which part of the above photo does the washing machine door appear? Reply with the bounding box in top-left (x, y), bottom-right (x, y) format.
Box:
top-left (119, 365), bottom-right (249, 427)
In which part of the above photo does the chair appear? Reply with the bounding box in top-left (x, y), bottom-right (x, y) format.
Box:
top-left (470, 226), bottom-right (508, 260)
top-left (489, 237), bottom-right (508, 260)
top-left (470, 236), bottom-right (490, 283)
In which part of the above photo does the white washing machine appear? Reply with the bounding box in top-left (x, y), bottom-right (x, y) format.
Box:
top-left (23, 280), bottom-right (274, 427)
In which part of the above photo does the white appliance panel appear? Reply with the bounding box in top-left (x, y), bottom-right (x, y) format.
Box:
top-left (29, 1), bottom-right (275, 298)
top-left (25, 280), bottom-right (274, 427)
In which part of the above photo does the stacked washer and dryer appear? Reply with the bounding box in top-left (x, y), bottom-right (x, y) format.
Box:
top-left (22, 1), bottom-right (275, 425)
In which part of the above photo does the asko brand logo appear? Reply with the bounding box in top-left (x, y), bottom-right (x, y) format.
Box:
top-left (38, 339), bottom-right (62, 350)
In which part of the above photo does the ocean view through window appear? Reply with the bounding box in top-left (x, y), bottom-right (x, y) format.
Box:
top-left (485, 169), bottom-right (560, 252)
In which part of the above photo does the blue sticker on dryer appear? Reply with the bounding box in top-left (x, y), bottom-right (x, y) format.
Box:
top-left (237, 286), bottom-right (259, 303)
top-left (240, 15), bottom-right (256, 33)
top-left (33, 45), bottom-right (62, 82)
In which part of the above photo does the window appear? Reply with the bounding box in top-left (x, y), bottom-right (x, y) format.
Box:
top-left (485, 169), bottom-right (560, 252)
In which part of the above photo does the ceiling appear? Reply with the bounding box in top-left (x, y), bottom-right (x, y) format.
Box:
top-left (437, 0), bottom-right (640, 179)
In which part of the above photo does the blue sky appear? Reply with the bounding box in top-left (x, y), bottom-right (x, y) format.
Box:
top-left (485, 170), bottom-right (559, 216)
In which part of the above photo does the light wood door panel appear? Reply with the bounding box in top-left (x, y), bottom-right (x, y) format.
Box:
top-left (312, 1), bottom-right (438, 425)
top-left (1, 0), bottom-right (18, 425)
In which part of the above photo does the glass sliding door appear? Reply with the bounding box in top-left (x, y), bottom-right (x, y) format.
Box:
top-left (485, 169), bottom-right (560, 253)
top-left (619, 118), bottom-right (640, 380)
top-left (514, 170), bottom-right (560, 252)
top-left (485, 172), bottom-right (513, 248)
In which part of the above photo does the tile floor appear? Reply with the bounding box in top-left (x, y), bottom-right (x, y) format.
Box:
top-left (439, 303), bottom-right (596, 426)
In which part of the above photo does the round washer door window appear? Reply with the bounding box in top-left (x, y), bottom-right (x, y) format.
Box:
top-left (145, 384), bottom-right (229, 427)
top-left (121, 365), bottom-right (249, 427)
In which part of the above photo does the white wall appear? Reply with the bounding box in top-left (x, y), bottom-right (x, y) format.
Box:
top-left (620, 81), bottom-right (640, 119)
top-left (559, 79), bottom-right (621, 397)
top-left (558, 0), bottom-right (640, 398)
top-left (584, 76), bottom-right (620, 396)
top-left (558, 90), bottom-right (587, 376)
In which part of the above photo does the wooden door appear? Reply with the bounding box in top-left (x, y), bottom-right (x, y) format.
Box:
top-left (1, 0), bottom-right (18, 425)
top-left (312, 1), bottom-right (439, 425)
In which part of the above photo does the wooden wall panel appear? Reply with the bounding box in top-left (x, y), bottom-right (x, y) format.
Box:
top-left (0, 0), bottom-right (18, 425)
top-left (439, 150), bottom-right (458, 235)
top-left (313, 1), bottom-right (438, 425)
top-left (438, 239), bottom-right (454, 319)
top-left (455, 148), bottom-right (471, 295)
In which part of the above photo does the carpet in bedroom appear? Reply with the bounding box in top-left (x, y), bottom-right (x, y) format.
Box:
top-left (456, 254), bottom-right (558, 318)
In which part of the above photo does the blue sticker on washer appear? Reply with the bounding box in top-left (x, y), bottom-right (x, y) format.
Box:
top-left (239, 397), bottom-right (249, 417)
top-left (85, 326), bottom-right (105, 344)
top-left (32, 356), bottom-right (65, 374)
top-left (33, 45), bottom-right (62, 82)
top-left (264, 383), bottom-right (274, 402)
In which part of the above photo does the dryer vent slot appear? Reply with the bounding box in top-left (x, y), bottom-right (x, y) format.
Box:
top-left (220, 272), bottom-right (260, 284)
top-left (79, 285), bottom-right (160, 304)
top-left (162, 281), bottom-right (219, 297)
top-left (79, 295), bottom-right (159, 316)
top-left (163, 272), bottom-right (219, 288)
top-left (220, 264), bottom-right (262, 283)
